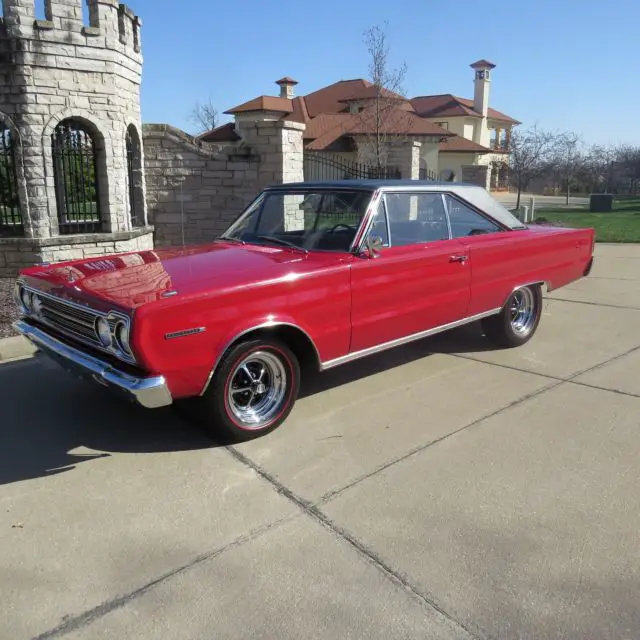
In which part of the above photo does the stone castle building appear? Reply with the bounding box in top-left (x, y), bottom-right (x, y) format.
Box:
top-left (0, 0), bottom-right (152, 274)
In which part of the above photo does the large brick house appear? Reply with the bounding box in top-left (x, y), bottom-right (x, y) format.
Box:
top-left (201, 60), bottom-right (519, 190)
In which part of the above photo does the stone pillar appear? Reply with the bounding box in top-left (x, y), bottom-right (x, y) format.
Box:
top-left (386, 140), bottom-right (421, 179)
top-left (240, 119), bottom-right (305, 190)
top-left (461, 165), bottom-right (491, 190)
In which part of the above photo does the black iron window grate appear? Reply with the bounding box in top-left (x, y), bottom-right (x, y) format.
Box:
top-left (0, 124), bottom-right (24, 237)
top-left (126, 126), bottom-right (143, 228)
top-left (52, 119), bottom-right (102, 235)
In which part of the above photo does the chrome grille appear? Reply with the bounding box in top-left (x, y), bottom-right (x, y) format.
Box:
top-left (22, 285), bottom-right (135, 364)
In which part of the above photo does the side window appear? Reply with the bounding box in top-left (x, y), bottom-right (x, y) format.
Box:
top-left (445, 195), bottom-right (502, 237)
top-left (385, 193), bottom-right (449, 247)
top-left (365, 201), bottom-right (390, 248)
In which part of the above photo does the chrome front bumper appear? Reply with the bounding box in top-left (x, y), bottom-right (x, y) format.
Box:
top-left (14, 320), bottom-right (173, 409)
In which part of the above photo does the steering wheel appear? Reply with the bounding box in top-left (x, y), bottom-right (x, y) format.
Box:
top-left (326, 223), bottom-right (356, 234)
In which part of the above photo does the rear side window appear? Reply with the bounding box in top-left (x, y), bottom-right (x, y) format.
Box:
top-left (445, 195), bottom-right (501, 238)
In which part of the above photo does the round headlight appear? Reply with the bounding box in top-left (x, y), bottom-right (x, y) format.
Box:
top-left (95, 317), bottom-right (112, 347)
top-left (20, 288), bottom-right (33, 312)
top-left (115, 322), bottom-right (132, 356)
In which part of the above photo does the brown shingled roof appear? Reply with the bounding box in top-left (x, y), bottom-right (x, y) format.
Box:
top-left (305, 108), bottom-right (452, 151)
top-left (224, 95), bottom-right (293, 115)
top-left (455, 97), bottom-right (520, 124)
top-left (470, 59), bottom-right (496, 69)
top-left (439, 136), bottom-right (492, 153)
top-left (198, 122), bottom-right (241, 143)
top-left (410, 94), bottom-right (519, 124)
top-left (276, 76), bottom-right (298, 85)
top-left (337, 85), bottom-right (405, 103)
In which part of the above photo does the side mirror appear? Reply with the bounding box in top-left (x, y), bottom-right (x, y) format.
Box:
top-left (365, 235), bottom-right (384, 258)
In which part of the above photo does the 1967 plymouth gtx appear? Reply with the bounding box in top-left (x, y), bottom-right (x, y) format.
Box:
top-left (14, 180), bottom-right (594, 441)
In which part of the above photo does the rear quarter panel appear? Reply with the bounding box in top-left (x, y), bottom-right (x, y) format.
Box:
top-left (131, 256), bottom-right (352, 399)
top-left (462, 225), bottom-right (594, 316)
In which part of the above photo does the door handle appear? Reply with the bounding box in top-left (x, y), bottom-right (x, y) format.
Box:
top-left (449, 255), bottom-right (468, 263)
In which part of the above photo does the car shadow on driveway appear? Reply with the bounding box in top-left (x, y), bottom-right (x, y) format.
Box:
top-left (0, 355), bottom-right (214, 487)
top-left (0, 325), bottom-right (497, 487)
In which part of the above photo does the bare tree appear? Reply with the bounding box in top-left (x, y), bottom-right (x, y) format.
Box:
top-left (189, 98), bottom-right (219, 135)
top-left (509, 125), bottom-right (560, 208)
top-left (356, 23), bottom-right (411, 169)
top-left (549, 132), bottom-right (582, 204)
top-left (611, 144), bottom-right (640, 194)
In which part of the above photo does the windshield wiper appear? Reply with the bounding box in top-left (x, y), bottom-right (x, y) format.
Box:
top-left (216, 235), bottom-right (245, 245)
top-left (254, 235), bottom-right (308, 254)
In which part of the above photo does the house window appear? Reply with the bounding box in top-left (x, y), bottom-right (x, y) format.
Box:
top-left (435, 121), bottom-right (449, 130)
top-left (52, 119), bottom-right (102, 235)
top-left (0, 124), bottom-right (23, 237)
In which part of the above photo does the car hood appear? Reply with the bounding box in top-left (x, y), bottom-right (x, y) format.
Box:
top-left (21, 242), bottom-right (306, 310)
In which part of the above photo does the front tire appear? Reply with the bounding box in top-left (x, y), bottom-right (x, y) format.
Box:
top-left (482, 285), bottom-right (543, 348)
top-left (202, 337), bottom-right (300, 442)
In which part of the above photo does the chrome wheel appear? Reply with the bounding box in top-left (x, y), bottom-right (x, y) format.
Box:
top-left (509, 288), bottom-right (537, 335)
top-left (226, 351), bottom-right (288, 430)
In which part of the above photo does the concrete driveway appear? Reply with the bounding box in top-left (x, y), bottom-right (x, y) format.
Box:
top-left (1, 244), bottom-right (639, 640)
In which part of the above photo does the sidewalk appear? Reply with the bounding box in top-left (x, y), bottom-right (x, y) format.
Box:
top-left (0, 334), bottom-right (36, 363)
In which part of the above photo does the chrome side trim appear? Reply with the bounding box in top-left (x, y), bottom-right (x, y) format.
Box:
top-left (199, 321), bottom-right (322, 396)
top-left (14, 320), bottom-right (172, 409)
top-left (320, 308), bottom-right (502, 371)
top-left (165, 327), bottom-right (206, 340)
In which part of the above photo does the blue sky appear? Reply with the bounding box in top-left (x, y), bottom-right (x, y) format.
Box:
top-left (133, 0), bottom-right (639, 146)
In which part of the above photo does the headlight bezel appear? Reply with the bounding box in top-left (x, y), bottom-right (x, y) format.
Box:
top-left (114, 320), bottom-right (133, 357)
top-left (95, 316), bottom-right (113, 348)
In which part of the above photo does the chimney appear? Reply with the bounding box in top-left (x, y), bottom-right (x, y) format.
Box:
top-left (275, 76), bottom-right (298, 100)
top-left (470, 60), bottom-right (496, 118)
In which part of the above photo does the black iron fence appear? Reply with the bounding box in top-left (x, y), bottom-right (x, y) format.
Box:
top-left (419, 167), bottom-right (438, 181)
top-left (0, 124), bottom-right (24, 237)
top-left (52, 119), bottom-right (102, 235)
top-left (304, 153), bottom-right (401, 182)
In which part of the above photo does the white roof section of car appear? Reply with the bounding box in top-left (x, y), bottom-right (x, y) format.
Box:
top-left (378, 183), bottom-right (526, 230)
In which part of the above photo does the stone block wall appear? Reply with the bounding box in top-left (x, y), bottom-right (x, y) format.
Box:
top-left (461, 164), bottom-right (491, 190)
top-left (0, 227), bottom-right (153, 275)
top-left (143, 120), bottom-right (305, 247)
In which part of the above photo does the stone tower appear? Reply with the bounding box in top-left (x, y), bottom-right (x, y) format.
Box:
top-left (0, 0), bottom-right (152, 273)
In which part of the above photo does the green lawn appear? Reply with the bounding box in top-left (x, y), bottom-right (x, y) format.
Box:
top-left (534, 198), bottom-right (640, 242)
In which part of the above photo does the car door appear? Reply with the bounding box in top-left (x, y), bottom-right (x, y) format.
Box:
top-left (444, 194), bottom-right (538, 315)
top-left (349, 191), bottom-right (471, 353)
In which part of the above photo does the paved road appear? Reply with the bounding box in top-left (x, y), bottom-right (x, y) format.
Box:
top-left (2, 244), bottom-right (640, 639)
top-left (494, 193), bottom-right (590, 207)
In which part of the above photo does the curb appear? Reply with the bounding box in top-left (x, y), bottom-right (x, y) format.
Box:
top-left (0, 334), bottom-right (37, 364)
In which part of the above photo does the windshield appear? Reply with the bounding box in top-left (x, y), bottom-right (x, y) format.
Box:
top-left (222, 189), bottom-right (372, 252)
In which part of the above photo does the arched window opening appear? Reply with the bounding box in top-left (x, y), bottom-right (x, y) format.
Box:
top-left (0, 123), bottom-right (24, 237)
top-left (126, 125), bottom-right (144, 228)
top-left (52, 119), bottom-right (102, 235)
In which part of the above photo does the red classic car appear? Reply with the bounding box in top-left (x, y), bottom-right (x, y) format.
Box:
top-left (14, 180), bottom-right (594, 441)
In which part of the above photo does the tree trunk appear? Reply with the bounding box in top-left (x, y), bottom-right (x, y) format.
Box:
top-left (516, 182), bottom-right (523, 210)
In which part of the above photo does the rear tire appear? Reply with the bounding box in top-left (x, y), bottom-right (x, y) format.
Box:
top-left (482, 285), bottom-right (542, 348)
top-left (201, 337), bottom-right (300, 442)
